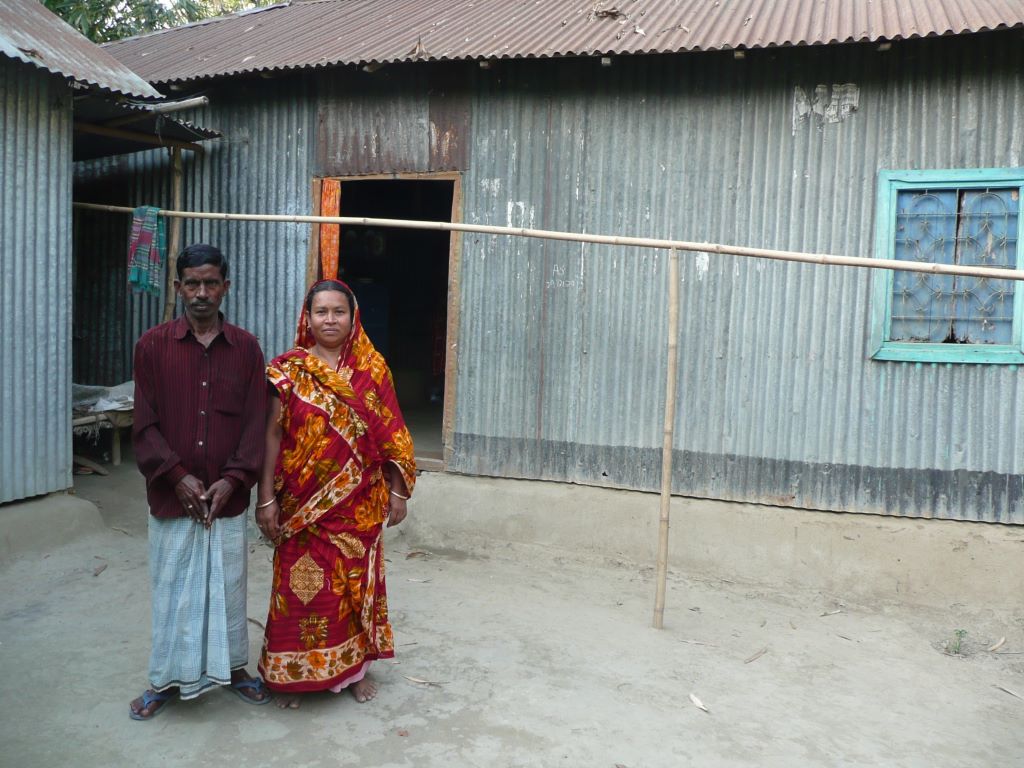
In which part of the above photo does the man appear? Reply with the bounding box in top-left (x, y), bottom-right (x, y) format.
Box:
top-left (129, 244), bottom-right (270, 720)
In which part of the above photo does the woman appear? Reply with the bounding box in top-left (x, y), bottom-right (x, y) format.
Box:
top-left (255, 279), bottom-right (416, 709)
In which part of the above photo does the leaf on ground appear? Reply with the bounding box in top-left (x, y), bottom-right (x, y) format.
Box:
top-left (92, 563), bottom-right (108, 577)
top-left (789, 620), bottom-right (797, 630)
top-left (994, 684), bottom-right (1024, 701)
top-left (405, 550), bottom-right (431, 559)
top-left (744, 647), bottom-right (768, 664)
top-left (247, 617), bottom-right (266, 630)
top-left (403, 675), bottom-right (445, 687)
top-left (689, 693), bottom-right (710, 713)
top-left (988, 637), bottom-right (1007, 652)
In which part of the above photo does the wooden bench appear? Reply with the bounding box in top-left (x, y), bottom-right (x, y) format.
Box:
top-left (72, 410), bottom-right (133, 466)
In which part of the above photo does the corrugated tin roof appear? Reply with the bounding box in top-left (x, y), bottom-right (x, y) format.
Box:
top-left (72, 97), bottom-right (221, 160)
top-left (105, 0), bottom-right (1024, 85)
top-left (0, 0), bottom-right (159, 98)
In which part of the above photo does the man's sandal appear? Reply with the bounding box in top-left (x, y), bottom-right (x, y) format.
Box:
top-left (229, 677), bottom-right (272, 705)
top-left (129, 689), bottom-right (175, 721)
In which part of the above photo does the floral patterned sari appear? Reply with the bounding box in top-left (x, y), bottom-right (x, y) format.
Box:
top-left (258, 282), bottom-right (416, 693)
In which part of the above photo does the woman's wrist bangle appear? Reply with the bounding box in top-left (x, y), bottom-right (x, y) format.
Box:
top-left (255, 498), bottom-right (277, 510)
top-left (389, 489), bottom-right (409, 500)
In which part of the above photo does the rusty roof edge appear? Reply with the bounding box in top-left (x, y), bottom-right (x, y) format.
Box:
top-left (2, 52), bottom-right (160, 99)
top-left (139, 23), bottom-right (1024, 88)
top-left (0, 0), bottom-right (162, 98)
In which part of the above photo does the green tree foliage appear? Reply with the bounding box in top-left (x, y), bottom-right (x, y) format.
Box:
top-left (43, 0), bottom-right (275, 44)
top-left (199, 0), bottom-right (273, 16)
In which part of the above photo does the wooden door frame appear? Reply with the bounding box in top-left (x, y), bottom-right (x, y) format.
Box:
top-left (308, 171), bottom-right (463, 472)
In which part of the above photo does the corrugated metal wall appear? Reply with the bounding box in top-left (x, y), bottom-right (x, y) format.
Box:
top-left (74, 66), bottom-right (458, 375)
top-left (452, 33), bottom-right (1024, 524)
top-left (75, 31), bottom-right (1024, 522)
top-left (74, 75), bottom-right (318, 372)
top-left (317, 64), bottom-right (470, 175)
top-left (74, 152), bottom-right (166, 384)
top-left (178, 76), bottom-right (317, 358)
top-left (1, 59), bottom-right (73, 503)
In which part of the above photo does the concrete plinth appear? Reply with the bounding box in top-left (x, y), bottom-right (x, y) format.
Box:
top-left (405, 472), bottom-right (1024, 612)
top-left (0, 492), bottom-right (104, 567)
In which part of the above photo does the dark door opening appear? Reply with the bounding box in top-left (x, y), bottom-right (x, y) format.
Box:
top-left (337, 178), bottom-right (454, 461)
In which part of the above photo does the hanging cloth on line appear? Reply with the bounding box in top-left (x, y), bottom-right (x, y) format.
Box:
top-left (319, 179), bottom-right (341, 280)
top-left (127, 206), bottom-right (167, 296)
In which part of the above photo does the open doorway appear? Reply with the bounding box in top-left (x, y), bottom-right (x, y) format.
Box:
top-left (333, 177), bottom-right (455, 462)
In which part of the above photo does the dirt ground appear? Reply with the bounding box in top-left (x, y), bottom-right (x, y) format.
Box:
top-left (1, 455), bottom-right (1022, 767)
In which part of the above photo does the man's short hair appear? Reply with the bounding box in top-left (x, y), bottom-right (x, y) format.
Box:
top-left (177, 244), bottom-right (228, 280)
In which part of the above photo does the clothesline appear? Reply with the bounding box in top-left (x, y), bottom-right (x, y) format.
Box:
top-left (72, 202), bottom-right (1024, 282)
top-left (72, 199), bottom-right (1024, 630)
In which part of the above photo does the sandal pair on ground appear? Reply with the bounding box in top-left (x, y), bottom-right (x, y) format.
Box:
top-left (129, 676), bottom-right (271, 721)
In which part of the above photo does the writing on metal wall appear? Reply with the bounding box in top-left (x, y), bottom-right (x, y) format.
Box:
top-left (546, 263), bottom-right (579, 291)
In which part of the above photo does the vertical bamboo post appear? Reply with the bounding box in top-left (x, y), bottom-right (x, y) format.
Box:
top-left (652, 247), bottom-right (680, 629)
top-left (305, 178), bottom-right (324, 287)
top-left (162, 146), bottom-right (184, 322)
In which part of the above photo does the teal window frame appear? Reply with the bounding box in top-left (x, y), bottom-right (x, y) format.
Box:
top-left (870, 168), bottom-right (1024, 364)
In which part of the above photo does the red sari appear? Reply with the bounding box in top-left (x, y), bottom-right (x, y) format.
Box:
top-left (258, 282), bottom-right (416, 693)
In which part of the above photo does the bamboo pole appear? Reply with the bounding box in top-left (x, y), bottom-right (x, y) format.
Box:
top-left (72, 202), bottom-right (1024, 282)
top-left (105, 95), bottom-right (211, 128)
top-left (653, 248), bottom-right (680, 630)
top-left (161, 148), bottom-right (184, 323)
top-left (149, 95), bottom-right (211, 114)
top-left (75, 199), bottom-right (1024, 630)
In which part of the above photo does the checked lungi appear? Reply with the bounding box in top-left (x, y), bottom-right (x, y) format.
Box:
top-left (147, 514), bottom-right (249, 699)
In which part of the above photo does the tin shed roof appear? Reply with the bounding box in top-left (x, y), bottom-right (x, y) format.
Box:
top-left (0, 0), bottom-right (159, 98)
top-left (104, 0), bottom-right (1024, 86)
top-left (72, 97), bottom-right (221, 160)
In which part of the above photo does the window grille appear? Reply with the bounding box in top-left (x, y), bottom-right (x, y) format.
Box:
top-left (871, 170), bottom-right (1024, 364)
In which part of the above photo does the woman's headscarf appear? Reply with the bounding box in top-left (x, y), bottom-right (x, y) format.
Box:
top-left (294, 279), bottom-right (389, 377)
top-left (288, 279), bottom-right (400, 452)
top-left (294, 278), bottom-right (358, 356)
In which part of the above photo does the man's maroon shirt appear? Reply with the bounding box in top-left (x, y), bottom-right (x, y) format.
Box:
top-left (133, 314), bottom-right (266, 519)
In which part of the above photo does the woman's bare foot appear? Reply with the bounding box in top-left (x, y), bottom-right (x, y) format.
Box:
top-left (275, 695), bottom-right (301, 709)
top-left (350, 676), bottom-right (377, 703)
